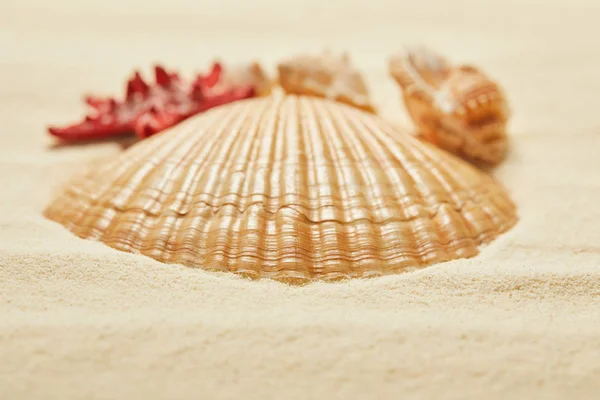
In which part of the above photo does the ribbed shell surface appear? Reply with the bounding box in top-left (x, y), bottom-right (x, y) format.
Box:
top-left (44, 94), bottom-right (517, 283)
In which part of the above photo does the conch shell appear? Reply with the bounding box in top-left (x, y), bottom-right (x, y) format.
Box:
top-left (277, 50), bottom-right (375, 113)
top-left (44, 93), bottom-right (517, 284)
top-left (388, 46), bottom-right (510, 166)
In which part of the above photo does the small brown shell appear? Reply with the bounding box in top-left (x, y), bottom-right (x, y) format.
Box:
top-left (388, 46), bottom-right (510, 166)
top-left (44, 94), bottom-right (517, 284)
top-left (277, 50), bottom-right (375, 113)
top-left (219, 62), bottom-right (274, 96)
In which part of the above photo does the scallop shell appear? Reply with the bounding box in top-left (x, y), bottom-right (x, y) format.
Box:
top-left (44, 94), bottom-right (517, 284)
top-left (388, 46), bottom-right (510, 166)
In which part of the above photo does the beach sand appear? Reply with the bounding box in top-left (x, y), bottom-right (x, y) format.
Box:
top-left (1, 0), bottom-right (600, 398)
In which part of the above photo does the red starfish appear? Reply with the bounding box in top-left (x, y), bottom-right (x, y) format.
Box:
top-left (48, 63), bottom-right (256, 141)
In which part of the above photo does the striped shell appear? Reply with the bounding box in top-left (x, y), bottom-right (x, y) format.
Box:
top-left (388, 46), bottom-right (510, 166)
top-left (44, 94), bottom-right (517, 284)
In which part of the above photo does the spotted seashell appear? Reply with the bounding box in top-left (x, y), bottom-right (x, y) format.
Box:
top-left (388, 46), bottom-right (510, 166)
top-left (44, 93), bottom-right (517, 284)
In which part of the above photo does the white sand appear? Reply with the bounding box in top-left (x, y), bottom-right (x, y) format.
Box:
top-left (2, 0), bottom-right (600, 398)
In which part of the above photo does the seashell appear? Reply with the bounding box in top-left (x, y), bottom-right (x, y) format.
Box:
top-left (44, 93), bottom-right (517, 284)
top-left (388, 46), bottom-right (510, 166)
top-left (277, 50), bottom-right (376, 113)
top-left (219, 61), bottom-right (274, 96)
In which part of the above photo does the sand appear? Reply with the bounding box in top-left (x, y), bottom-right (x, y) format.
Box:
top-left (2, 0), bottom-right (600, 398)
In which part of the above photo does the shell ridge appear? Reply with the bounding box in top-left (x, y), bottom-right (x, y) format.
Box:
top-left (341, 107), bottom-right (428, 209)
top-left (386, 126), bottom-right (474, 215)
top-left (465, 190), bottom-right (515, 240)
top-left (95, 117), bottom-right (193, 184)
top-left (257, 95), bottom-right (282, 209)
top-left (171, 102), bottom-right (261, 264)
top-left (202, 102), bottom-right (268, 272)
top-left (65, 128), bottom-right (169, 205)
top-left (97, 229), bottom-right (494, 260)
top-left (415, 142), bottom-right (516, 239)
top-left (167, 103), bottom-right (256, 216)
top-left (282, 95), bottom-right (313, 279)
top-left (340, 106), bottom-right (428, 269)
top-left (94, 207), bottom-right (503, 256)
top-left (267, 97), bottom-right (298, 276)
top-left (348, 109), bottom-right (464, 264)
top-left (305, 96), bottom-right (352, 277)
top-left (322, 99), bottom-right (379, 276)
top-left (97, 220), bottom-right (504, 265)
top-left (142, 102), bottom-right (255, 265)
top-left (338, 106), bottom-right (432, 266)
top-left (233, 95), bottom-right (284, 277)
top-left (414, 143), bottom-right (511, 234)
top-left (51, 180), bottom-right (510, 223)
top-left (241, 96), bottom-right (277, 202)
top-left (272, 95), bottom-right (289, 212)
top-left (83, 110), bottom-right (217, 219)
top-left (356, 110), bottom-right (465, 215)
top-left (163, 211), bottom-right (186, 262)
top-left (296, 96), bottom-right (324, 278)
top-left (97, 111), bottom-right (210, 200)
top-left (315, 98), bottom-right (387, 275)
top-left (329, 104), bottom-right (384, 219)
top-left (199, 101), bottom-right (263, 205)
top-left (415, 143), bottom-right (509, 237)
top-left (46, 194), bottom-right (90, 237)
top-left (249, 97), bottom-right (285, 277)
top-left (54, 195), bottom-right (507, 232)
top-left (220, 100), bottom-right (273, 210)
top-left (192, 102), bottom-right (255, 209)
top-left (290, 96), bottom-right (324, 278)
top-left (69, 106), bottom-right (239, 244)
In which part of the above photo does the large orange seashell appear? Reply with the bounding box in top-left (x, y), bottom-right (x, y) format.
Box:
top-left (388, 46), bottom-right (510, 166)
top-left (44, 93), bottom-right (517, 284)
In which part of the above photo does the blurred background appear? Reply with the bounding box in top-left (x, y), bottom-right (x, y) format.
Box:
top-left (0, 0), bottom-right (597, 151)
